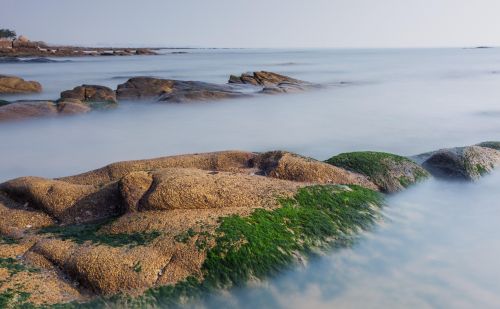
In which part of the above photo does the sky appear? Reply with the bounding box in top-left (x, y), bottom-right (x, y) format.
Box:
top-left (2, 0), bottom-right (500, 48)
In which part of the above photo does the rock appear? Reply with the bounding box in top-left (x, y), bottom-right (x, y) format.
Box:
top-left (57, 99), bottom-right (92, 115)
top-left (228, 71), bottom-right (317, 93)
top-left (415, 145), bottom-right (500, 181)
top-left (139, 168), bottom-right (301, 211)
top-left (116, 77), bottom-right (246, 102)
top-left (326, 151), bottom-right (430, 193)
top-left (0, 149), bottom-right (385, 305)
top-left (253, 151), bottom-right (378, 190)
top-left (59, 151), bottom-right (259, 186)
top-left (0, 101), bottom-right (58, 122)
top-left (60, 84), bottom-right (117, 104)
top-left (0, 177), bottom-right (123, 224)
top-left (0, 75), bottom-right (42, 93)
top-left (135, 48), bottom-right (156, 55)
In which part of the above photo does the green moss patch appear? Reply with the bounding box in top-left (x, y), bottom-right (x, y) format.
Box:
top-left (44, 185), bottom-right (384, 308)
top-left (0, 258), bottom-right (38, 276)
top-left (325, 151), bottom-right (429, 191)
top-left (0, 289), bottom-right (33, 309)
top-left (131, 185), bottom-right (383, 307)
top-left (38, 219), bottom-right (160, 248)
top-left (0, 235), bottom-right (18, 245)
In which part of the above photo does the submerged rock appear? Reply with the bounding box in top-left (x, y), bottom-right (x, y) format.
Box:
top-left (325, 151), bottom-right (430, 193)
top-left (0, 101), bottom-right (58, 121)
top-left (0, 75), bottom-right (42, 94)
top-left (415, 145), bottom-right (500, 181)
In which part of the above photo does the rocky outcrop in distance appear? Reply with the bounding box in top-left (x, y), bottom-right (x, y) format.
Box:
top-left (0, 75), bottom-right (42, 94)
top-left (0, 142), bottom-right (497, 307)
top-left (0, 71), bottom-right (317, 122)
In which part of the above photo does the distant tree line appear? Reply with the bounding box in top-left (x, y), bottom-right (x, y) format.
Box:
top-left (0, 29), bottom-right (16, 39)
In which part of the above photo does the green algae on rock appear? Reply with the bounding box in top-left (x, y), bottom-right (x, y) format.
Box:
top-left (325, 151), bottom-right (430, 193)
top-left (46, 185), bottom-right (384, 309)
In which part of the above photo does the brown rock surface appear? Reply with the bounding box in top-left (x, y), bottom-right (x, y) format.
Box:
top-left (254, 151), bottom-right (378, 190)
top-left (0, 75), bottom-right (42, 93)
top-left (60, 84), bottom-right (117, 104)
top-left (116, 77), bottom-right (246, 102)
top-left (0, 101), bottom-right (57, 121)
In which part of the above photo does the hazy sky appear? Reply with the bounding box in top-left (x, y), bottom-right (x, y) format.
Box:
top-left (2, 0), bottom-right (500, 48)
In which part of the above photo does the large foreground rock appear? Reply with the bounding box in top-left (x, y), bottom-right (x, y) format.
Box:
top-left (0, 75), bottom-right (42, 94)
top-left (414, 145), bottom-right (500, 181)
top-left (0, 149), bottom-right (384, 305)
top-left (325, 151), bottom-right (430, 193)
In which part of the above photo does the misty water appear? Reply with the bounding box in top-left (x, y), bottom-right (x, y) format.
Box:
top-left (1, 48), bottom-right (500, 308)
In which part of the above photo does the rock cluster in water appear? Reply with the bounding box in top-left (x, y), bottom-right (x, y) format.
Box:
top-left (0, 142), bottom-right (498, 307)
top-left (0, 71), bottom-right (316, 122)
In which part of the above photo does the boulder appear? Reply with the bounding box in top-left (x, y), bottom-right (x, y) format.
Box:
top-left (116, 77), bottom-right (246, 102)
top-left (60, 84), bottom-right (117, 104)
top-left (326, 151), bottom-right (430, 193)
top-left (415, 145), bottom-right (500, 181)
top-left (0, 75), bottom-right (42, 93)
top-left (253, 151), bottom-right (378, 190)
top-left (228, 71), bottom-right (317, 93)
top-left (0, 101), bottom-right (57, 122)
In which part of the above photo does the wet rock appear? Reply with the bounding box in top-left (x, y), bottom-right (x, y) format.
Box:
top-left (326, 151), bottom-right (430, 193)
top-left (0, 101), bottom-right (58, 122)
top-left (228, 71), bottom-right (317, 93)
top-left (60, 84), bottom-right (117, 104)
top-left (116, 77), bottom-right (246, 102)
top-left (0, 75), bottom-right (42, 93)
top-left (415, 145), bottom-right (500, 181)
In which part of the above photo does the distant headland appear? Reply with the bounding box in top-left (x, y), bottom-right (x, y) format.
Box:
top-left (0, 28), bottom-right (158, 57)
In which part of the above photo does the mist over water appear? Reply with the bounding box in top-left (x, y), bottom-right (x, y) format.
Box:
top-left (197, 172), bottom-right (500, 309)
top-left (1, 48), bottom-right (500, 307)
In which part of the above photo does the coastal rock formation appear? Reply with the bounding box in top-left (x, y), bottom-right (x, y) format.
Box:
top-left (228, 71), bottom-right (317, 93)
top-left (325, 151), bottom-right (430, 193)
top-left (1, 144), bottom-right (498, 306)
top-left (414, 145), bottom-right (500, 181)
top-left (116, 77), bottom-right (246, 102)
top-left (0, 75), bottom-right (42, 94)
top-left (0, 150), bottom-right (385, 306)
top-left (0, 101), bottom-right (58, 121)
top-left (60, 84), bottom-right (117, 104)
